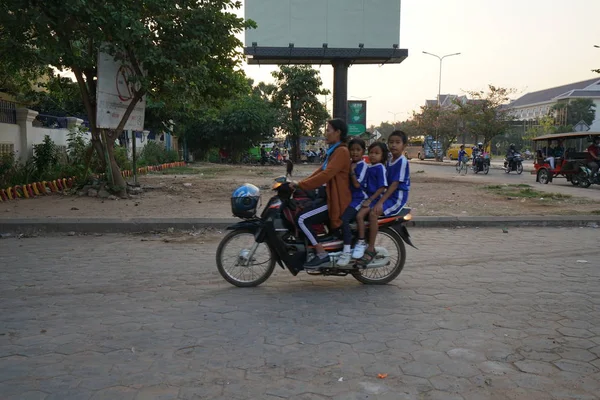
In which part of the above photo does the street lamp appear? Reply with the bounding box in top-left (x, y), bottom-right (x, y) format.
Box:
top-left (594, 45), bottom-right (600, 48)
top-left (422, 51), bottom-right (461, 106)
top-left (388, 111), bottom-right (404, 120)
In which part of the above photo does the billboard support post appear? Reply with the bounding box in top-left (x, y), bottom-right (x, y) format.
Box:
top-left (332, 60), bottom-right (350, 122)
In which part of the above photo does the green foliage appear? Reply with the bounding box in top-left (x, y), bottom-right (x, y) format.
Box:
top-left (0, 153), bottom-right (33, 188)
top-left (32, 136), bottom-right (59, 178)
top-left (271, 66), bottom-right (330, 160)
top-left (454, 86), bottom-right (516, 148)
top-left (185, 90), bottom-right (281, 160)
top-left (138, 141), bottom-right (179, 167)
top-left (412, 106), bottom-right (462, 159)
top-left (0, 0), bottom-right (253, 189)
top-left (551, 98), bottom-right (596, 127)
top-left (18, 73), bottom-right (87, 117)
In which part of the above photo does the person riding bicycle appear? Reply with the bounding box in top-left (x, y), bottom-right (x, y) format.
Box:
top-left (457, 145), bottom-right (467, 166)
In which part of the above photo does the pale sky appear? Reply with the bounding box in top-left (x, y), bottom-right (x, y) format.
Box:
top-left (236, 0), bottom-right (600, 127)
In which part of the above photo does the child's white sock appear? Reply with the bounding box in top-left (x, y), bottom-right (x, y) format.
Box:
top-left (357, 239), bottom-right (366, 245)
top-left (343, 245), bottom-right (351, 253)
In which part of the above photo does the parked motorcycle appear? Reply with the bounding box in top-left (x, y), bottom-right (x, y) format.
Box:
top-left (472, 152), bottom-right (490, 174)
top-left (260, 154), bottom-right (283, 166)
top-left (215, 169), bottom-right (415, 287)
top-left (504, 153), bottom-right (524, 174)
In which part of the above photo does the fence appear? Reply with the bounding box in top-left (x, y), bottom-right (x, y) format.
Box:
top-left (0, 100), bottom-right (17, 124)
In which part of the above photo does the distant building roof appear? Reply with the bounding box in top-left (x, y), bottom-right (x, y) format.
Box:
top-left (554, 90), bottom-right (600, 100)
top-left (509, 78), bottom-right (600, 108)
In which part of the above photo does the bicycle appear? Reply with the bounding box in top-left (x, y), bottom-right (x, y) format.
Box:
top-left (456, 156), bottom-right (469, 175)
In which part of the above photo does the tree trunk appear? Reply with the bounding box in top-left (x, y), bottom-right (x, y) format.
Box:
top-left (104, 137), bottom-right (127, 197)
top-left (292, 135), bottom-right (301, 163)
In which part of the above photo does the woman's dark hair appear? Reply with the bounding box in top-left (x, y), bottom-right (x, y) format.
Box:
top-left (388, 130), bottom-right (408, 144)
top-left (348, 137), bottom-right (366, 151)
top-left (327, 118), bottom-right (348, 143)
top-left (368, 141), bottom-right (389, 164)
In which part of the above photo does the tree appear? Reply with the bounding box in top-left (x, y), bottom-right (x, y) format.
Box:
top-left (18, 73), bottom-right (87, 118)
top-left (1, 0), bottom-right (252, 195)
top-left (414, 105), bottom-right (461, 160)
top-left (271, 66), bottom-right (330, 161)
top-left (551, 98), bottom-right (596, 127)
top-left (184, 89), bottom-right (280, 160)
top-left (524, 115), bottom-right (558, 139)
top-left (455, 85), bottom-right (516, 149)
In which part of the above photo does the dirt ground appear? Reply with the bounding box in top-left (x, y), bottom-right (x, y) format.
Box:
top-left (3, 163), bottom-right (599, 219)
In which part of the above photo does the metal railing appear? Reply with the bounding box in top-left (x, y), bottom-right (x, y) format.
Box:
top-left (0, 100), bottom-right (17, 124)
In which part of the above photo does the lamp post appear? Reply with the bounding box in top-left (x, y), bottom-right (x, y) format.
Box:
top-left (388, 111), bottom-right (404, 120)
top-left (422, 51), bottom-right (461, 106)
top-left (422, 51), bottom-right (461, 160)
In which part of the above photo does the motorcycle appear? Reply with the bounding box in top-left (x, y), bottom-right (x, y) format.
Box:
top-left (574, 165), bottom-right (600, 188)
top-left (260, 154), bottom-right (283, 166)
top-left (504, 153), bottom-right (524, 174)
top-left (215, 168), bottom-right (416, 287)
top-left (472, 152), bottom-right (490, 175)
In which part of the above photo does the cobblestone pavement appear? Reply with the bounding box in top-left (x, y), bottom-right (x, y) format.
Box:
top-left (1, 227), bottom-right (600, 400)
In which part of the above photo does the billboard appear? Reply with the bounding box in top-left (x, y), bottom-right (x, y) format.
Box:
top-left (347, 101), bottom-right (367, 136)
top-left (96, 51), bottom-right (146, 131)
top-left (245, 0), bottom-right (401, 49)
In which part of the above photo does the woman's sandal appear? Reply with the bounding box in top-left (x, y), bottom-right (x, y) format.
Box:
top-left (357, 250), bottom-right (377, 268)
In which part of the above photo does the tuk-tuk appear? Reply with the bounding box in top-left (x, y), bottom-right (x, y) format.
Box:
top-left (532, 131), bottom-right (600, 185)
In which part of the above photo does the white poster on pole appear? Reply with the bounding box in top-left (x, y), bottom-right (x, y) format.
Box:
top-left (96, 51), bottom-right (146, 131)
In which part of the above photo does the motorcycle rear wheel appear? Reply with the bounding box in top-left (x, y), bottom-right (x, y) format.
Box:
top-left (216, 229), bottom-right (276, 287)
top-left (352, 227), bottom-right (406, 285)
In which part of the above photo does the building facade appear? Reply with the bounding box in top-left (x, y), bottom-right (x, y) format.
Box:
top-left (507, 78), bottom-right (600, 131)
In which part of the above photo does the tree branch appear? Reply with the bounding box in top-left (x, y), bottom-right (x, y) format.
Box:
top-left (112, 88), bottom-right (146, 139)
top-left (72, 66), bottom-right (96, 131)
top-left (108, 48), bottom-right (146, 141)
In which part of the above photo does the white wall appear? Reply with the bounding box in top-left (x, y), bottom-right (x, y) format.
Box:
top-left (30, 126), bottom-right (69, 147)
top-left (0, 122), bottom-right (21, 158)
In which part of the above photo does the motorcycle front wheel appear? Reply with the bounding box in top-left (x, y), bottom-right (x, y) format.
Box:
top-left (216, 229), bottom-right (276, 287)
top-left (483, 164), bottom-right (490, 175)
top-left (516, 163), bottom-right (523, 175)
top-left (352, 227), bottom-right (406, 285)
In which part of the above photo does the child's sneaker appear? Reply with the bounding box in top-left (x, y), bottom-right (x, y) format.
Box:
top-left (352, 241), bottom-right (367, 259)
top-left (337, 252), bottom-right (352, 267)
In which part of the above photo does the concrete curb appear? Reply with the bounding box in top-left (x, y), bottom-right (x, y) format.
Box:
top-left (1, 216), bottom-right (599, 235)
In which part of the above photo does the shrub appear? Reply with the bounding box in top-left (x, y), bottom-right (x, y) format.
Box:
top-left (0, 153), bottom-right (36, 188)
top-left (32, 135), bottom-right (59, 179)
top-left (138, 141), bottom-right (179, 166)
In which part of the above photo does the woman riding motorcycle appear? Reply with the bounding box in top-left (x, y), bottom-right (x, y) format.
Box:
top-left (290, 118), bottom-right (351, 268)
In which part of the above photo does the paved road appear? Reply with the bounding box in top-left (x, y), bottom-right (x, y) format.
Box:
top-left (411, 160), bottom-right (600, 202)
top-left (1, 229), bottom-right (600, 399)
